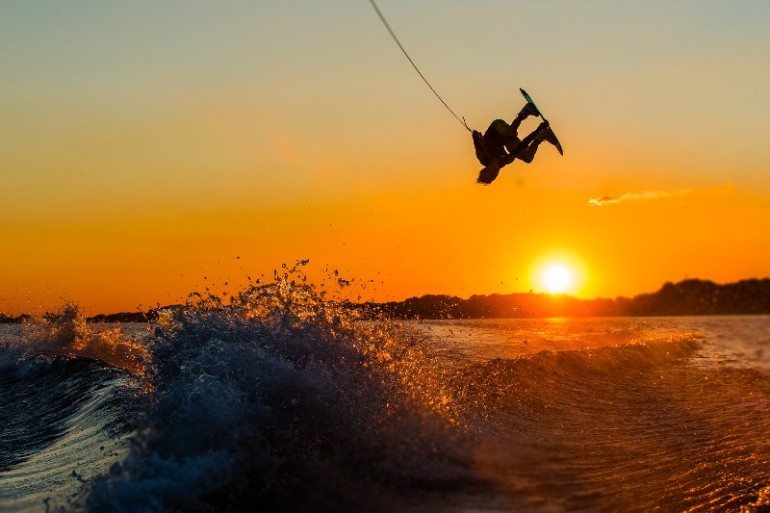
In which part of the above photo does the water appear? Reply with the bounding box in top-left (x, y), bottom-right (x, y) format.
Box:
top-left (412, 317), bottom-right (770, 511)
top-left (1, 274), bottom-right (769, 512)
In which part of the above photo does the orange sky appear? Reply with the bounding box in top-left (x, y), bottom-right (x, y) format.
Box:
top-left (2, 1), bottom-right (770, 315)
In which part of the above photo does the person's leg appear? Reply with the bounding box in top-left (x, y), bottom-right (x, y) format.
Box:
top-left (516, 138), bottom-right (542, 163)
top-left (508, 122), bottom-right (548, 164)
top-left (509, 103), bottom-right (539, 132)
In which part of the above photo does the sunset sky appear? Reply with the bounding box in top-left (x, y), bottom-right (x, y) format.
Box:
top-left (2, 1), bottom-right (770, 315)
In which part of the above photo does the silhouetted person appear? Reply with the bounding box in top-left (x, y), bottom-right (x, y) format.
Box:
top-left (473, 103), bottom-right (560, 184)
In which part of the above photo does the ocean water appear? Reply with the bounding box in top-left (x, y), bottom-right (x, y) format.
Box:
top-left (1, 275), bottom-right (770, 512)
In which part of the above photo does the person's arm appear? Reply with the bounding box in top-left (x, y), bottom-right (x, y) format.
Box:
top-left (472, 130), bottom-right (490, 166)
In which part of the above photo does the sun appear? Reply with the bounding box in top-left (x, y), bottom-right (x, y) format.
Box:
top-left (539, 263), bottom-right (576, 294)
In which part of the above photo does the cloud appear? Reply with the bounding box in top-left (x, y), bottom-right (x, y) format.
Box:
top-left (588, 183), bottom-right (735, 207)
top-left (589, 190), bottom-right (672, 206)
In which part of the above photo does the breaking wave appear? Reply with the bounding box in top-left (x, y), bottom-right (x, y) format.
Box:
top-left (85, 263), bottom-right (475, 513)
top-left (19, 304), bottom-right (150, 377)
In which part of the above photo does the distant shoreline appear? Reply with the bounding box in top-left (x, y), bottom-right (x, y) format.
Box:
top-left (359, 277), bottom-right (770, 320)
top-left (2, 278), bottom-right (769, 323)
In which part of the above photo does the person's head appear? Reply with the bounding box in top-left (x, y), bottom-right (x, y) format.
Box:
top-left (476, 160), bottom-right (501, 185)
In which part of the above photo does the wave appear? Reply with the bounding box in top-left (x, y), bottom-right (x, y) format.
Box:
top-left (453, 337), bottom-right (703, 416)
top-left (85, 263), bottom-right (476, 513)
top-left (0, 351), bottom-right (135, 512)
top-left (18, 304), bottom-right (150, 377)
top-left (448, 338), bottom-right (770, 512)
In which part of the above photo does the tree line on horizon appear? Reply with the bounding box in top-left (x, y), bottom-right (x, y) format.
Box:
top-left (1, 278), bottom-right (769, 323)
top-left (359, 278), bottom-right (770, 319)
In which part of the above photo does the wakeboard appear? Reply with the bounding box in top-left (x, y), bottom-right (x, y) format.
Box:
top-left (520, 88), bottom-right (563, 155)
